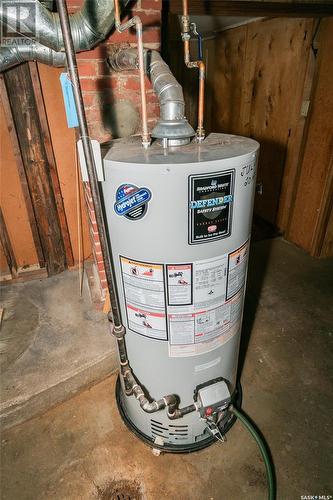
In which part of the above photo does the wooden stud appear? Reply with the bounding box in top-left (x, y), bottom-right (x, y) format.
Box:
top-left (311, 155), bottom-right (333, 256)
top-left (0, 75), bottom-right (45, 268)
top-left (320, 196), bottom-right (333, 257)
top-left (29, 62), bottom-right (74, 267)
top-left (169, 1), bottom-right (333, 18)
top-left (3, 63), bottom-right (66, 275)
top-left (0, 207), bottom-right (18, 278)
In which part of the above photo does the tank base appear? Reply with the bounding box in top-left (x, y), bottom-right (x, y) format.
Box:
top-left (115, 375), bottom-right (242, 454)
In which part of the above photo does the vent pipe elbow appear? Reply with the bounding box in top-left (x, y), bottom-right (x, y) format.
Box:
top-left (108, 48), bottom-right (195, 145)
top-left (0, 45), bottom-right (66, 71)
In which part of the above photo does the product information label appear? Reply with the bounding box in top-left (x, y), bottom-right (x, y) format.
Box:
top-left (226, 240), bottom-right (249, 299)
top-left (189, 170), bottom-right (235, 244)
top-left (120, 257), bottom-right (167, 340)
top-left (194, 255), bottom-right (228, 308)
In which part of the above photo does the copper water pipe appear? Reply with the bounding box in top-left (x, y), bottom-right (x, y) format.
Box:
top-left (114, 0), bottom-right (151, 148)
top-left (181, 0), bottom-right (205, 141)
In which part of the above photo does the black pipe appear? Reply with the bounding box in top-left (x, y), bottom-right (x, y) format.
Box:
top-left (55, 0), bottom-right (123, 329)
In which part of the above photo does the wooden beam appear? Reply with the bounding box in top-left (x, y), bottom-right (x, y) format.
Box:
top-left (311, 154), bottom-right (333, 256)
top-left (0, 207), bottom-right (18, 277)
top-left (3, 63), bottom-right (66, 275)
top-left (29, 62), bottom-right (74, 267)
top-left (0, 266), bottom-right (48, 284)
top-left (0, 75), bottom-right (45, 268)
top-left (169, 1), bottom-right (333, 18)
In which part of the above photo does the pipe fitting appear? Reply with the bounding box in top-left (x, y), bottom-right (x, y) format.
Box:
top-left (113, 324), bottom-right (126, 338)
top-left (181, 15), bottom-right (191, 34)
top-left (181, 0), bottom-right (206, 142)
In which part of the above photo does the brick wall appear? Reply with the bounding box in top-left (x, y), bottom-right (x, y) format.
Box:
top-left (66, 0), bottom-right (162, 301)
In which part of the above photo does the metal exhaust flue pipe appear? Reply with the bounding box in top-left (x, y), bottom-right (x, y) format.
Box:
top-left (108, 47), bottom-right (195, 146)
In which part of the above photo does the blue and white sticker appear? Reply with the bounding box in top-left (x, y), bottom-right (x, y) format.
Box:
top-left (114, 184), bottom-right (152, 220)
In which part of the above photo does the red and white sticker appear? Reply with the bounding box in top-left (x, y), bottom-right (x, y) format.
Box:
top-left (120, 257), bottom-right (167, 340)
top-left (167, 264), bottom-right (192, 306)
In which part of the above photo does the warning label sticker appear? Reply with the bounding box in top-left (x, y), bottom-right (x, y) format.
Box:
top-left (127, 304), bottom-right (167, 340)
top-left (167, 264), bottom-right (192, 306)
top-left (120, 241), bottom-right (249, 348)
top-left (168, 289), bottom-right (243, 356)
top-left (120, 257), bottom-right (167, 340)
top-left (167, 254), bottom-right (244, 357)
top-left (226, 240), bottom-right (249, 300)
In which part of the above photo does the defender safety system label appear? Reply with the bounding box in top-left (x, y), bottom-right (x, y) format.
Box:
top-left (120, 239), bottom-right (250, 356)
top-left (114, 183), bottom-right (151, 220)
top-left (189, 170), bottom-right (235, 244)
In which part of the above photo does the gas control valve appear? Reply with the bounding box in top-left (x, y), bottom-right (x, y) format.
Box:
top-left (196, 379), bottom-right (231, 418)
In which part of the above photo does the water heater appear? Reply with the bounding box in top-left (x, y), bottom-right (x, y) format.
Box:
top-left (102, 132), bottom-right (259, 452)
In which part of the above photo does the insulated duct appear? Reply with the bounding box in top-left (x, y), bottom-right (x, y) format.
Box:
top-left (0, 44), bottom-right (65, 71)
top-left (0, 0), bottom-right (128, 72)
top-left (108, 48), bottom-right (195, 145)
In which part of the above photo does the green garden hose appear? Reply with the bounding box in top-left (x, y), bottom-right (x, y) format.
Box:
top-left (230, 406), bottom-right (276, 500)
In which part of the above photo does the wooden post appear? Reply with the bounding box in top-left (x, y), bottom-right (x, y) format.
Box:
top-left (169, 1), bottom-right (333, 17)
top-left (3, 63), bottom-right (66, 275)
top-left (0, 207), bottom-right (18, 278)
top-left (29, 62), bottom-right (74, 268)
top-left (0, 75), bottom-right (45, 269)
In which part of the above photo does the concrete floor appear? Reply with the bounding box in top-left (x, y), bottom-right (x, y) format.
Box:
top-left (0, 270), bottom-right (117, 430)
top-left (1, 238), bottom-right (333, 499)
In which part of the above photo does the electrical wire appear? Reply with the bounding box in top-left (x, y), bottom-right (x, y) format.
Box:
top-left (230, 406), bottom-right (276, 500)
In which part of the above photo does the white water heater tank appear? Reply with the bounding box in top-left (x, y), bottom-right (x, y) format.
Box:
top-left (102, 133), bottom-right (259, 452)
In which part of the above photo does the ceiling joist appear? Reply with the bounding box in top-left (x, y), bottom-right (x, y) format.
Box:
top-left (168, 1), bottom-right (333, 18)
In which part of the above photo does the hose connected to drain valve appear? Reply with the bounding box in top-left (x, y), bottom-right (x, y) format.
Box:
top-left (229, 405), bottom-right (276, 500)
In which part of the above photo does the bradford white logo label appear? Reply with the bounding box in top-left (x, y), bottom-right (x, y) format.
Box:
top-left (114, 183), bottom-right (151, 221)
top-left (1, 1), bottom-right (37, 46)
